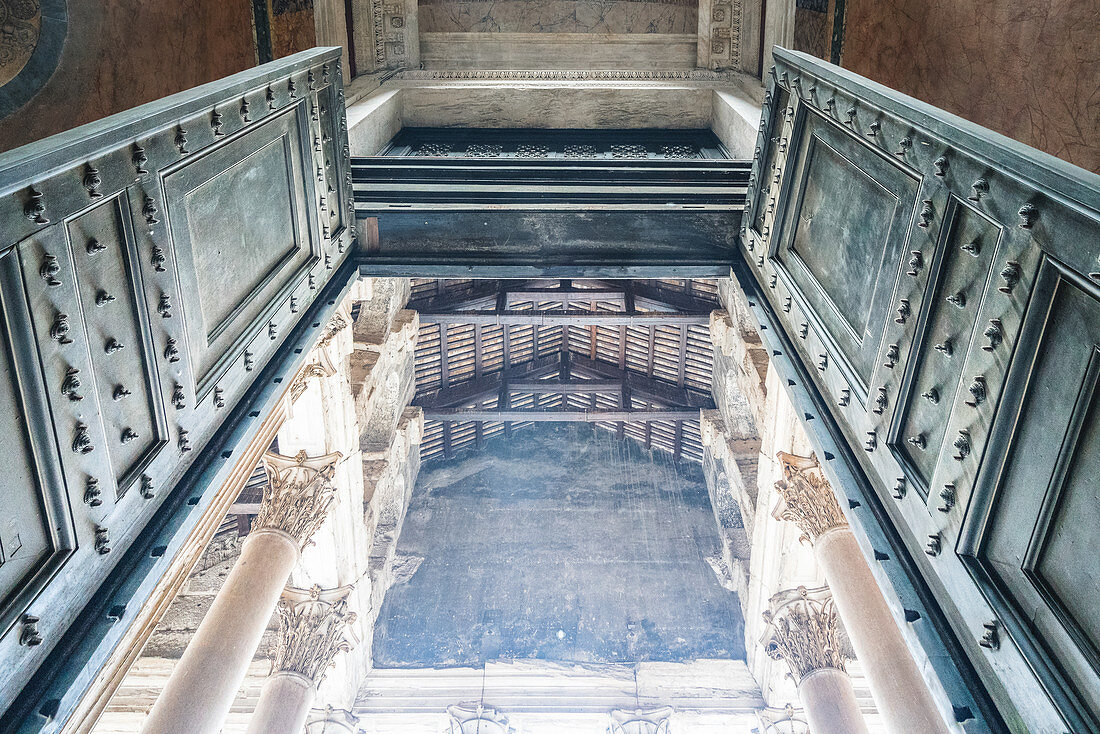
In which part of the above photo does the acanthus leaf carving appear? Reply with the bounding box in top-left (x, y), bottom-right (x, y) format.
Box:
top-left (256, 449), bottom-right (342, 547)
top-left (772, 451), bottom-right (847, 544)
top-left (761, 585), bottom-right (848, 682)
top-left (272, 585), bottom-right (357, 684)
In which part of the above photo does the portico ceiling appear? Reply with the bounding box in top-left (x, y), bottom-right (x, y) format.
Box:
top-left (409, 278), bottom-right (720, 463)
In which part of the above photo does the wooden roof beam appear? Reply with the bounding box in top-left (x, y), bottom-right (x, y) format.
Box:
top-left (423, 408), bottom-right (701, 422)
top-left (418, 311), bottom-right (709, 325)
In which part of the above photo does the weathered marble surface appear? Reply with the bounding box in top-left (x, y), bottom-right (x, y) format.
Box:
top-left (372, 424), bottom-right (748, 667)
top-left (420, 31), bottom-right (697, 69)
top-left (396, 79), bottom-right (717, 128)
top-left (271, 5), bottom-right (317, 59)
top-left (842, 0), bottom-right (1100, 173)
top-left (0, 0), bottom-right (255, 151)
top-left (420, 0), bottom-right (697, 34)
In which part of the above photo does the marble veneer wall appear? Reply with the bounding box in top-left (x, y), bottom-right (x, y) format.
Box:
top-left (0, 0), bottom-right (256, 151)
top-left (344, 72), bottom-right (766, 158)
top-left (416, 0), bottom-right (699, 69)
top-left (840, 0), bottom-right (1100, 173)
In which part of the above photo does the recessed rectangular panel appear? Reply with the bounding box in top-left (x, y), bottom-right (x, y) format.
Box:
top-left (164, 106), bottom-right (317, 393)
top-left (67, 197), bottom-right (165, 490)
top-left (977, 267), bottom-right (1100, 719)
top-left (0, 290), bottom-right (54, 616)
top-left (790, 138), bottom-right (896, 338)
top-left (774, 111), bottom-right (919, 395)
top-left (896, 200), bottom-right (1001, 491)
top-left (1027, 347), bottom-right (1100, 669)
top-left (0, 244), bottom-right (74, 634)
top-left (185, 138), bottom-right (299, 342)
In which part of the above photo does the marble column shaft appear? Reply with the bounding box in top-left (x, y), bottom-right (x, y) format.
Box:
top-left (139, 529), bottom-right (300, 734)
top-left (816, 526), bottom-right (950, 734)
top-left (798, 667), bottom-right (870, 734)
top-left (775, 452), bottom-right (950, 734)
top-left (140, 450), bottom-right (340, 734)
top-left (245, 671), bottom-right (316, 734)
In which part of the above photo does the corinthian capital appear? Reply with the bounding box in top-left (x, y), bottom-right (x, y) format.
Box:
top-left (772, 451), bottom-right (847, 544)
top-left (761, 585), bottom-right (848, 682)
top-left (273, 585), bottom-right (357, 684)
top-left (256, 450), bottom-right (342, 547)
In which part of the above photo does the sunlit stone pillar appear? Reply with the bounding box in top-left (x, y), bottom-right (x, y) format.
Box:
top-left (141, 450), bottom-right (341, 734)
top-left (773, 452), bottom-right (950, 734)
top-left (762, 586), bottom-right (868, 734)
top-left (246, 585), bottom-right (356, 734)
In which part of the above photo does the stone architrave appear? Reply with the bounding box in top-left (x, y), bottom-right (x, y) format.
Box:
top-left (140, 450), bottom-right (341, 734)
top-left (245, 585), bottom-right (357, 734)
top-left (762, 585), bottom-right (868, 734)
top-left (772, 453), bottom-right (950, 734)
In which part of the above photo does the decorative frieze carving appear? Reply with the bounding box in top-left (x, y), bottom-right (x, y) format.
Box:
top-left (771, 451), bottom-right (847, 544)
top-left (256, 450), bottom-right (342, 547)
top-left (396, 69), bottom-right (742, 81)
top-left (317, 313), bottom-right (349, 350)
top-left (761, 585), bottom-right (847, 682)
top-left (755, 704), bottom-right (811, 734)
top-left (272, 585), bottom-right (357, 684)
top-left (446, 703), bottom-right (514, 734)
top-left (289, 356), bottom-right (338, 404)
top-left (609, 706), bottom-right (673, 734)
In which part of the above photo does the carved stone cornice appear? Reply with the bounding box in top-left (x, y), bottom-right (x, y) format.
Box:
top-left (395, 69), bottom-right (743, 82)
top-left (772, 451), bottom-right (848, 544)
top-left (761, 585), bottom-right (848, 682)
top-left (272, 585), bottom-right (357, 685)
top-left (256, 450), bottom-right (342, 547)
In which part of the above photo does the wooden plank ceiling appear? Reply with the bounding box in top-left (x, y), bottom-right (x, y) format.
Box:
top-left (412, 278), bottom-right (719, 463)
